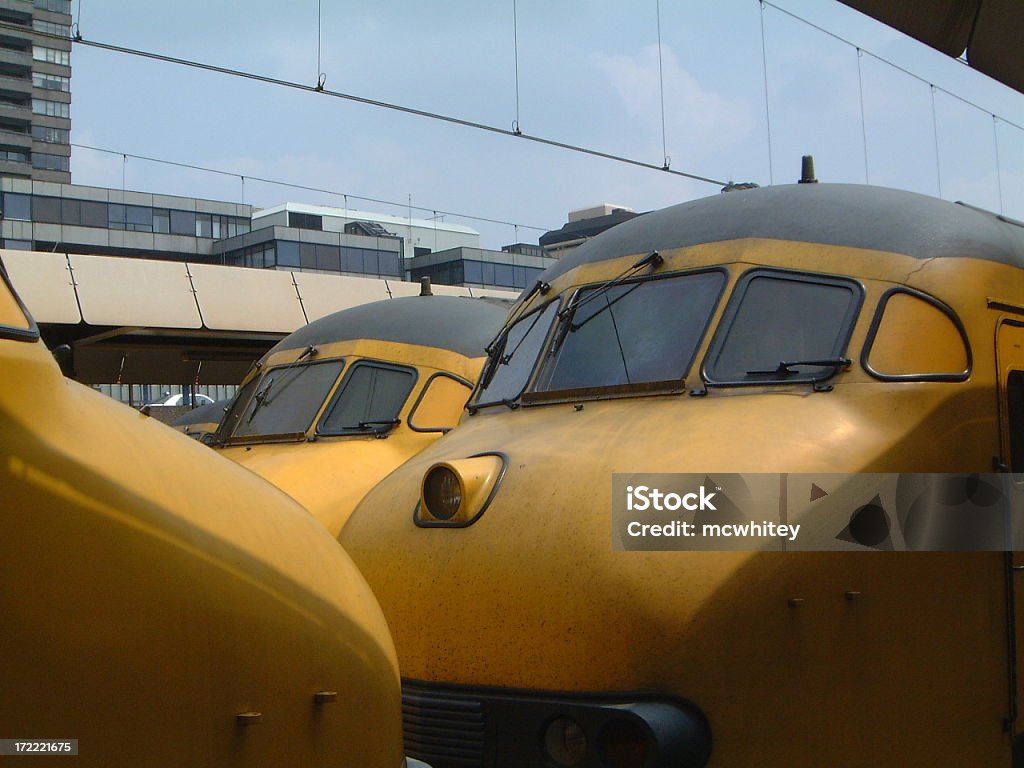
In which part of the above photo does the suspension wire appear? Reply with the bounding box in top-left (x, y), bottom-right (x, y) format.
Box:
top-left (512, 0), bottom-right (521, 134)
top-left (993, 115), bottom-right (1005, 214)
top-left (930, 85), bottom-right (943, 198)
top-left (316, 0), bottom-right (325, 89)
top-left (655, 0), bottom-right (669, 169)
top-left (22, 23), bottom-right (728, 187)
top-left (759, 0), bottom-right (774, 185)
top-left (762, 0), bottom-right (1024, 134)
top-left (856, 48), bottom-right (869, 183)
top-left (71, 142), bottom-right (555, 232)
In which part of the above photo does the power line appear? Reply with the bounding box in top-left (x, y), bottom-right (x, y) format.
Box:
top-left (71, 142), bottom-right (556, 232)
top-left (13, 22), bottom-right (730, 187)
top-left (762, 0), bottom-right (1024, 134)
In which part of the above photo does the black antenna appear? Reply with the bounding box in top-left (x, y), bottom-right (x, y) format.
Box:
top-left (799, 155), bottom-right (818, 184)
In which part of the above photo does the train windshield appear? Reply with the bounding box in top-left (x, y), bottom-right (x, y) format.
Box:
top-left (706, 271), bottom-right (862, 384)
top-left (223, 359), bottom-right (346, 440)
top-left (474, 301), bottom-right (559, 407)
top-left (535, 270), bottom-right (726, 394)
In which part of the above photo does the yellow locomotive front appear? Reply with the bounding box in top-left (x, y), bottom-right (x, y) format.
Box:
top-left (215, 295), bottom-right (507, 536)
top-left (341, 184), bottom-right (1024, 767)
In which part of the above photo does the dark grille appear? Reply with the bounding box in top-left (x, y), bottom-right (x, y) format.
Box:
top-left (402, 681), bottom-right (489, 768)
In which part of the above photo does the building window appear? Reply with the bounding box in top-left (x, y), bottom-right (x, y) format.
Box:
top-left (153, 209), bottom-right (170, 234)
top-left (414, 247), bottom-right (431, 258)
top-left (195, 213), bottom-right (212, 238)
top-left (277, 241), bottom-right (299, 268)
top-left (170, 210), bottom-right (195, 236)
top-left (288, 212), bottom-right (322, 230)
top-left (3, 239), bottom-right (30, 250)
top-left (80, 200), bottom-right (106, 228)
top-left (379, 252), bottom-right (401, 277)
top-left (107, 203), bottom-right (124, 229)
top-left (34, 0), bottom-right (72, 13)
top-left (31, 153), bottom-right (68, 171)
top-left (32, 20), bottom-right (70, 37)
top-left (2, 192), bottom-right (30, 220)
top-left (0, 92), bottom-right (30, 107)
top-left (59, 197), bottom-right (79, 224)
top-left (0, 146), bottom-right (28, 163)
top-left (31, 124), bottom-right (69, 144)
top-left (32, 195), bottom-right (59, 222)
top-left (32, 72), bottom-right (70, 92)
top-left (33, 46), bottom-right (70, 66)
top-left (32, 98), bottom-right (70, 118)
top-left (126, 205), bottom-right (152, 232)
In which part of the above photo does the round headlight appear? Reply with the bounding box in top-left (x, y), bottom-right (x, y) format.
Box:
top-left (422, 465), bottom-right (462, 520)
top-left (543, 716), bottom-right (587, 767)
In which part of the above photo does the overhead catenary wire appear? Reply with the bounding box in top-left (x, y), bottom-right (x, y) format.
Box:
top-left (761, 0), bottom-right (1024, 134)
top-left (71, 142), bottom-right (556, 232)
top-left (655, 0), bottom-right (670, 169)
top-left (17, 22), bottom-right (728, 187)
top-left (758, 0), bottom-right (774, 185)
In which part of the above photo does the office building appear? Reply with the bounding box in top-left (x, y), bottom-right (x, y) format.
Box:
top-left (0, 0), bottom-right (72, 183)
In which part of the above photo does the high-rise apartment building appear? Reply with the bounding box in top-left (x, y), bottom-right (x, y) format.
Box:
top-left (0, 0), bottom-right (71, 183)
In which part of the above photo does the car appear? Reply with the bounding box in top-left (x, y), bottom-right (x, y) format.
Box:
top-left (145, 392), bottom-right (215, 408)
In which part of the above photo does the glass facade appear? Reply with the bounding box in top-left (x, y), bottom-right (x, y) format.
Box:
top-left (31, 124), bottom-right (69, 144)
top-left (31, 153), bottom-right (69, 171)
top-left (3, 193), bottom-right (251, 239)
top-left (32, 19), bottom-right (70, 37)
top-left (412, 258), bottom-right (544, 290)
top-left (34, 0), bottom-right (72, 12)
top-left (223, 240), bottom-right (402, 278)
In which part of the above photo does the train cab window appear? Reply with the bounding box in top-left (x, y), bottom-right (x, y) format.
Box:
top-left (863, 289), bottom-right (970, 381)
top-left (319, 362), bottom-right (416, 435)
top-left (230, 359), bottom-right (346, 440)
top-left (706, 270), bottom-right (862, 385)
top-left (475, 301), bottom-right (559, 407)
top-left (535, 270), bottom-right (726, 393)
top-left (409, 373), bottom-right (473, 432)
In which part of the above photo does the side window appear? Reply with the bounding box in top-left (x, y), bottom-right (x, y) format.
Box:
top-left (863, 289), bottom-right (970, 381)
top-left (409, 374), bottom-right (473, 432)
top-left (319, 362), bottom-right (416, 435)
top-left (706, 270), bottom-right (862, 384)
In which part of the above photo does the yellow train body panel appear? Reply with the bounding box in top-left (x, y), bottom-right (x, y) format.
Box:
top-left (341, 185), bottom-right (1024, 767)
top-left (0, 270), bottom-right (403, 766)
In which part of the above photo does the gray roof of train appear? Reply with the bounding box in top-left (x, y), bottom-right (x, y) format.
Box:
top-left (271, 295), bottom-right (511, 358)
top-left (539, 183), bottom-right (1024, 283)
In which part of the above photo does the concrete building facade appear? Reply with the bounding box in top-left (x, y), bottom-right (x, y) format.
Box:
top-left (0, 0), bottom-right (72, 183)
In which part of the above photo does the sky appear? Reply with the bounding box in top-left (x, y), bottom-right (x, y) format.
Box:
top-left (68, 0), bottom-right (1024, 249)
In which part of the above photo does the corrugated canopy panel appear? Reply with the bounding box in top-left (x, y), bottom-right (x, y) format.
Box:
top-left (0, 250), bottom-right (81, 325)
top-left (70, 254), bottom-right (202, 329)
top-left (189, 263), bottom-right (306, 332)
top-left (294, 272), bottom-right (392, 323)
top-left (839, 0), bottom-right (1024, 93)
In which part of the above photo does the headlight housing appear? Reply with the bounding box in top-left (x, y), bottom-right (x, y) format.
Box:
top-left (416, 453), bottom-right (507, 527)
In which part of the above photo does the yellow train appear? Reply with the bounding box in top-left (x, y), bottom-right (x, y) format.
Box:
top-left (340, 183), bottom-right (1024, 766)
top-left (0, 260), bottom-right (407, 767)
top-left (214, 294), bottom-right (508, 536)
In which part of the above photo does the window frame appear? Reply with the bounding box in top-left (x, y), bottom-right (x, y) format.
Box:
top-left (701, 267), bottom-right (864, 387)
top-left (526, 266), bottom-right (729, 404)
top-left (470, 299), bottom-right (561, 411)
top-left (220, 358), bottom-right (347, 444)
top-left (316, 358), bottom-right (418, 437)
top-left (408, 371), bottom-right (475, 433)
top-left (861, 286), bottom-right (972, 383)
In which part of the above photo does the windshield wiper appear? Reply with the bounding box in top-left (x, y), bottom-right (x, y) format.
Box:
top-left (357, 418), bottom-right (401, 430)
top-left (246, 376), bottom-right (275, 423)
top-left (557, 250), bottom-right (663, 321)
top-left (746, 358), bottom-right (851, 377)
